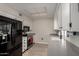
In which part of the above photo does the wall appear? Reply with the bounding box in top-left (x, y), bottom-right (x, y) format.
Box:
top-left (32, 18), bottom-right (54, 44)
top-left (0, 3), bottom-right (55, 44)
top-left (22, 16), bottom-right (32, 30)
top-left (0, 4), bottom-right (32, 30)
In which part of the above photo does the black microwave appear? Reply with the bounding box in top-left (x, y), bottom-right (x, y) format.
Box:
top-left (23, 26), bottom-right (30, 32)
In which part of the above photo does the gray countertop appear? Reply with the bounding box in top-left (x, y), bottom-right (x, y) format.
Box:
top-left (66, 36), bottom-right (79, 48)
top-left (27, 33), bottom-right (35, 36)
top-left (22, 33), bottom-right (35, 37)
top-left (48, 36), bottom-right (79, 56)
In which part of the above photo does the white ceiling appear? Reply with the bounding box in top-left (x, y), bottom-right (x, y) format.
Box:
top-left (5, 3), bottom-right (57, 19)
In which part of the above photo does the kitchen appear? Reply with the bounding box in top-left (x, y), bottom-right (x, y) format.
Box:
top-left (0, 3), bottom-right (79, 56)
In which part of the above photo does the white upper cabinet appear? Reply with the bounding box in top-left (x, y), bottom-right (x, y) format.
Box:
top-left (61, 3), bottom-right (70, 31)
top-left (70, 3), bottom-right (79, 31)
top-left (54, 4), bottom-right (62, 30)
top-left (54, 3), bottom-right (79, 31)
top-left (62, 3), bottom-right (79, 31)
top-left (57, 4), bottom-right (62, 30)
top-left (54, 8), bottom-right (59, 30)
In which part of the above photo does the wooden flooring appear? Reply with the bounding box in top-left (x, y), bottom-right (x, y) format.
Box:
top-left (22, 43), bottom-right (48, 56)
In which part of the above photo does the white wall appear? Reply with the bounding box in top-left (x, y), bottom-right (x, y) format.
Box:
top-left (32, 18), bottom-right (54, 44)
top-left (0, 4), bottom-right (32, 30)
top-left (22, 16), bottom-right (32, 30)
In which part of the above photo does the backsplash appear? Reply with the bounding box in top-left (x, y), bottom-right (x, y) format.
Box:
top-left (67, 31), bottom-right (79, 37)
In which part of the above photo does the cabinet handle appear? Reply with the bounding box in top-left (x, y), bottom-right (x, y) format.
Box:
top-left (69, 22), bottom-right (72, 28)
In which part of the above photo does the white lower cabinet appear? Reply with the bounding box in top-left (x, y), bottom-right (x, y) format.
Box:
top-left (22, 36), bottom-right (27, 52)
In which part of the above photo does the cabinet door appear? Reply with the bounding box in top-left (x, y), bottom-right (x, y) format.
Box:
top-left (54, 4), bottom-right (62, 30)
top-left (62, 3), bottom-right (70, 31)
top-left (54, 9), bottom-right (59, 30)
top-left (57, 4), bottom-right (62, 30)
top-left (70, 3), bottom-right (79, 31)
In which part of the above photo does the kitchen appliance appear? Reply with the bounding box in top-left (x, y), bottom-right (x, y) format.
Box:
top-left (22, 26), bottom-right (34, 52)
top-left (0, 34), bottom-right (8, 43)
top-left (0, 35), bottom-right (2, 43)
top-left (23, 26), bottom-right (30, 32)
top-left (22, 36), bottom-right (27, 52)
top-left (0, 22), bottom-right (10, 55)
top-left (0, 15), bottom-right (22, 56)
top-left (28, 35), bottom-right (33, 47)
top-left (22, 33), bottom-right (34, 52)
top-left (22, 26), bottom-right (30, 52)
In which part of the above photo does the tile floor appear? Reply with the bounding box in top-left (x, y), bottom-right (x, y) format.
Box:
top-left (22, 43), bottom-right (48, 56)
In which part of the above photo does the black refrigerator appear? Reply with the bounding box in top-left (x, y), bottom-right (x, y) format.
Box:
top-left (0, 15), bottom-right (22, 56)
